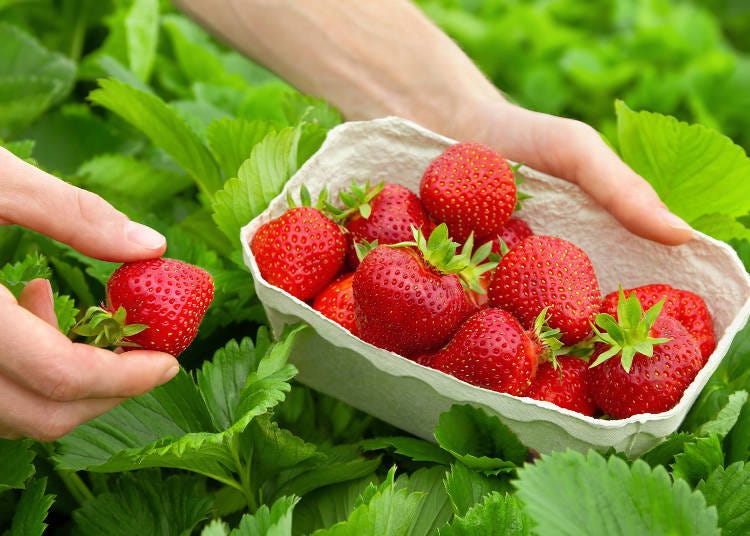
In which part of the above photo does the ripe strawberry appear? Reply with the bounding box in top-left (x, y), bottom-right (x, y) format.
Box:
top-left (420, 142), bottom-right (516, 243)
top-left (327, 180), bottom-right (435, 269)
top-left (429, 307), bottom-right (540, 396)
top-left (527, 356), bottom-right (597, 416)
top-left (313, 273), bottom-right (358, 335)
top-left (586, 290), bottom-right (703, 418)
top-left (487, 235), bottom-right (602, 345)
top-left (353, 223), bottom-right (496, 358)
top-left (250, 189), bottom-right (347, 302)
top-left (73, 258), bottom-right (214, 356)
top-left (601, 284), bottom-right (715, 362)
top-left (491, 217), bottom-right (534, 253)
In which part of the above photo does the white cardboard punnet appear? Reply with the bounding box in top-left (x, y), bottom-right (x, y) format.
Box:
top-left (240, 117), bottom-right (750, 457)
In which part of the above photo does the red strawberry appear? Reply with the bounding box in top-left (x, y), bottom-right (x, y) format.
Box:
top-left (487, 235), bottom-right (602, 345)
top-left (420, 142), bottom-right (516, 243)
top-left (586, 290), bottom-right (703, 418)
top-left (527, 356), bottom-right (597, 416)
top-left (313, 273), bottom-right (358, 335)
top-left (328, 180), bottom-right (435, 269)
top-left (353, 223), bottom-right (496, 357)
top-left (601, 284), bottom-right (715, 362)
top-left (73, 258), bottom-right (215, 356)
top-left (491, 217), bottom-right (534, 253)
top-left (429, 307), bottom-right (540, 396)
top-left (251, 201), bottom-right (347, 302)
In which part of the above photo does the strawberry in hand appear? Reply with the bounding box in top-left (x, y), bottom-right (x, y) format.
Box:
top-left (352, 223), bottom-right (496, 358)
top-left (586, 289), bottom-right (703, 419)
top-left (72, 257), bottom-right (214, 356)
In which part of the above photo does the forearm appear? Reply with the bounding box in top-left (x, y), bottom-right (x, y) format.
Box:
top-left (170, 0), bottom-right (506, 139)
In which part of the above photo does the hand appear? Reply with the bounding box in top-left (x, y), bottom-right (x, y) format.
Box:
top-left (173, 0), bottom-right (693, 246)
top-left (0, 147), bottom-right (179, 441)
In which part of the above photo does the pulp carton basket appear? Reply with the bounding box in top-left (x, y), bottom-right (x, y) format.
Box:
top-left (240, 117), bottom-right (750, 457)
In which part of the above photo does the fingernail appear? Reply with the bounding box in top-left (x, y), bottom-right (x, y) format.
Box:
top-left (659, 208), bottom-right (693, 233)
top-left (161, 365), bottom-right (180, 384)
top-left (126, 221), bottom-right (166, 250)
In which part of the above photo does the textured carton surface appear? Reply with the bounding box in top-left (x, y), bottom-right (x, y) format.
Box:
top-left (240, 117), bottom-right (750, 457)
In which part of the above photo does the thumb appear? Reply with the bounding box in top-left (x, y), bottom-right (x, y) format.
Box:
top-left (0, 147), bottom-right (166, 262)
top-left (487, 105), bottom-right (695, 246)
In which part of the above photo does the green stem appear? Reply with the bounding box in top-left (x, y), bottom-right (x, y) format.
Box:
top-left (67, 0), bottom-right (90, 62)
top-left (41, 443), bottom-right (94, 505)
top-left (229, 435), bottom-right (258, 513)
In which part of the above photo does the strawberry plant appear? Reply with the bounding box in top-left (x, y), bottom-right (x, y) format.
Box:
top-left (1, 1), bottom-right (750, 535)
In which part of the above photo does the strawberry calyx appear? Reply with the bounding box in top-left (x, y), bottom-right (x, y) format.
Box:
top-left (393, 223), bottom-right (497, 294)
top-left (70, 305), bottom-right (148, 349)
top-left (589, 287), bottom-right (671, 372)
top-left (530, 307), bottom-right (565, 367)
top-left (286, 183), bottom-right (330, 210)
top-left (324, 178), bottom-right (385, 221)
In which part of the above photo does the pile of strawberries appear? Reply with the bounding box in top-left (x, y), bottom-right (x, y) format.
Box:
top-left (250, 142), bottom-right (716, 419)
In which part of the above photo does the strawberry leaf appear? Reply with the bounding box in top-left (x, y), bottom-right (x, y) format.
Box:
top-left (359, 436), bottom-right (454, 465)
top-left (438, 492), bottom-right (531, 536)
top-left (7, 477), bottom-right (54, 536)
top-left (0, 438), bottom-right (36, 492)
top-left (434, 405), bottom-right (528, 475)
top-left (698, 462), bottom-right (750, 536)
top-left (671, 434), bottom-right (724, 488)
top-left (514, 450), bottom-right (720, 536)
top-left (444, 462), bottom-right (514, 518)
top-left (72, 471), bottom-right (212, 536)
top-left (395, 466), bottom-right (454, 536)
top-left (218, 495), bottom-right (299, 535)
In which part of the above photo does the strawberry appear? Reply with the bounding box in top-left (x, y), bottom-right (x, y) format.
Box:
top-left (487, 235), bottom-right (602, 345)
top-left (73, 257), bottom-right (214, 356)
top-left (491, 217), bottom-right (534, 253)
top-left (420, 142), bottom-right (516, 243)
top-left (601, 284), bottom-right (715, 362)
top-left (352, 223), bottom-right (496, 357)
top-left (250, 188), bottom-right (347, 302)
top-left (327, 180), bottom-right (435, 269)
top-left (586, 290), bottom-right (703, 418)
top-left (526, 356), bottom-right (597, 416)
top-left (312, 273), bottom-right (358, 335)
top-left (428, 307), bottom-right (540, 396)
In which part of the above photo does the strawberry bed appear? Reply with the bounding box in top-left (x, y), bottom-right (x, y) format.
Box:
top-left (242, 117), bottom-right (750, 457)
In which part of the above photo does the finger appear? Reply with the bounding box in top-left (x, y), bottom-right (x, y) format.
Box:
top-left (487, 105), bottom-right (694, 246)
top-left (0, 146), bottom-right (167, 262)
top-left (0, 373), bottom-right (124, 442)
top-left (18, 278), bottom-right (58, 328)
top-left (0, 294), bottom-right (180, 401)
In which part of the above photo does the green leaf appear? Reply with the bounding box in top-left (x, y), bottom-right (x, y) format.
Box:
top-left (444, 462), bottom-right (514, 517)
top-left (0, 22), bottom-right (75, 131)
top-left (514, 450), bottom-right (720, 536)
top-left (0, 438), bottom-right (36, 491)
top-left (698, 462), bottom-right (750, 536)
top-left (438, 492), bottom-right (531, 536)
top-left (434, 405), bottom-right (528, 475)
top-left (211, 126), bottom-right (301, 244)
top-left (692, 213), bottom-right (750, 243)
top-left (8, 477), bottom-right (54, 536)
top-left (230, 495), bottom-right (298, 536)
top-left (312, 467), bottom-right (423, 536)
top-left (72, 471), bottom-right (212, 536)
top-left (53, 292), bottom-right (79, 336)
top-left (615, 100), bottom-right (750, 223)
top-left (395, 466), bottom-right (454, 536)
top-left (671, 434), bottom-right (725, 487)
top-left (698, 390), bottom-right (748, 438)
top-left (359, 436), bottom-right (454, 466)
top-left (206, 117), bottom-right (276, 179)
top-left (88, 78), bottom-right (223, 199)
top-left (292, 476), bottom-right (375, 534)
top-left (54, 328), bottom-right (302, 486)
top-left (124, 0), bottom-right (159, 81)
top-left (0, 252), bottom-right (50, 298)
top-left (641, 432), bottom-right (695, 468)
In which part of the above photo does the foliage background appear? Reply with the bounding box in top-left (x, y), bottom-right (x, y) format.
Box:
top-left (1, 0), bottom-right (750, 534)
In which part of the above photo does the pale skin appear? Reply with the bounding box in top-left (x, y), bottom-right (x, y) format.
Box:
top-left (1, 0), bottom-right (692, 441)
